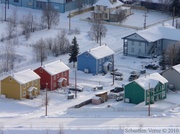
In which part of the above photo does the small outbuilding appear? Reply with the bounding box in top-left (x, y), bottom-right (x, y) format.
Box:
top-left (95, 91), bottom-right (108, 102)
top-left (92, 96), bottom-right (102, 105)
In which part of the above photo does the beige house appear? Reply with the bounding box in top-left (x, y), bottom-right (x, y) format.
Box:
top-left (161, 64), bottom-right (180, 91)
top-left (92, 0), bottom-right (131, 22)
top-left (1, 69), bottom-right (40, 100)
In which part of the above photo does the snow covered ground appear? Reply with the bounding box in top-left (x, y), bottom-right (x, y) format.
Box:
top-left (0, 3), bottom-right (180, 134)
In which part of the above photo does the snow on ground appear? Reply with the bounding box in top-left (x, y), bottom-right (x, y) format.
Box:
top-left (0, 3), bottom-right (180, 134)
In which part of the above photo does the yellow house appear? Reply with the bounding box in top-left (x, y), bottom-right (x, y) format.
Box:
top-left (1, 69), bottom-right (41, 100)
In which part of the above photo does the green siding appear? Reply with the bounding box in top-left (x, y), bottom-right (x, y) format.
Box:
top-left (124, 81), bottom-right (145, 104)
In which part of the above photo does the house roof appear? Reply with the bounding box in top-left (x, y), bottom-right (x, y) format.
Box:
top-left (13, 69), bottom-right (40, 84)
top-left (172, 64), bottom-right (180, 73)
top-left (42, 60), bottom-right (70, 75)
top-left (140, 0), bottom-right (172, 4)
top-left (93, 0), bottom-right (123, 8)
top-left (88, 45), bottom-right (114, 59)
top-left (123, 25), bottom-right (180, 42)
top-left (135, 72), bottom-right (168, 90)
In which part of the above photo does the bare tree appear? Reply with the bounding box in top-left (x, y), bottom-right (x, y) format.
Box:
top-left (88, 18), bottom-right (107, 44)
top-left (20, 12), bottom-right (33, 40)
top-left (41, 4), bottom-right (60, 29)
top-left (33, 39), bottom-right (47, 66)
top-left (8, 7), bottom-right (18, 27)
top-left (53, 30), bottom-right (70, 56)
top-left (165, 43), bottom-right (180, 66)
top-left (46, 37), bottom-right (54, 50)
top-left (6, 20), bottom-right (15, 39)
top-left (2, 40), bottom-right (15, 71)
top-left (116, 9), bottom-right (127, 23)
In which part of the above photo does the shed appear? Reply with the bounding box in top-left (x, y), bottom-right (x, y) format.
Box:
top-left (95, 91), bottom-right (108, 102)
top-left (92, 96), bottom-right (102, 105)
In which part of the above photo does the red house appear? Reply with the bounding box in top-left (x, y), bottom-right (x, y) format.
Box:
top-left (34, 60), bottom-right (70, 91)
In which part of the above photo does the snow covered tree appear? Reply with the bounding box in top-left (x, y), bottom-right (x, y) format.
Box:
top-left (69, 37), bottom-right (79, 68)
top-left (41, 4), bottom-right (60, 29)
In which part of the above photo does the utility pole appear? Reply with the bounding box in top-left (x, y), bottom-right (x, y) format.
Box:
top-left (45, 83), bottom-right (48, 116)
top-left (172, 7), bottom-right (175, 27)
top-left (75, 69), bottom-right (77, 98)
top-left (68, 11), bottom-right (71, 32)
top-left (112, 55), bottom-right (115, 85)
top-left (148, 83), bottom-right (151, 116)
top-left (100, 32), bottom-right (102, 46)
top-left (4, 0), bottom-right (7, 21)
top-left (143, 12), bottom-right (147, 29)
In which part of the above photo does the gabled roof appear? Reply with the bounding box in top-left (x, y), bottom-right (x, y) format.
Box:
top-left (134, 72), bottom-right (168, 90)
top-left (13, 69), bottom-right (40, 84)
top-left (93, 0), bottom-right (123, 8)
top-left (172, 64), bottom-right (180, 73)
top-left (42, 60), bottom-right (70, 75)
top-left (88, 45), bottom-right (114, 59)
top-left (123, 25), bottom-right (180, 42)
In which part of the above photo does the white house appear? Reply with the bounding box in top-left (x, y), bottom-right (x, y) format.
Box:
top-left (92, 0), bottom-right (131, 22)
top-left (161, 64), bottom-right (180, 91)
top-left (122, 25), bottom-right (180, 57)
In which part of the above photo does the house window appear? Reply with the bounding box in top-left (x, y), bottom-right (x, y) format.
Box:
top-left (24, 84), bottom-right (26, 89)
top-left (14, 0), bottom-right (19, 2)
top-left (27, 83), bottom-right (29, 87)
top-left (162, 91), bottom-right (165, 97)
top-left (131, 47), bottom-right (134, 53)
top-left (54, 82), bottom-right (56, 88)
top-left (99, 66), bottom-right (102, 71)
top-left (162, 85), bottom-right (164, 90)
top-left (103, 6), bottom-right (106, 11)
top-left (131, 42), bottom-right (134, 45)
top-left (63, 72), bottom-right (67, 77)
top-left (54, 75), bottom-right (56, 80)
top-left (85, 53), bottom-right (89, 57)
top-left (32, 81), bottom-right (34, 86)
top-left (40, 69), bottom-right (43, 73)
top-left (105, 13), bottom-right (108, 18)
top-left (99, 59), bottom-right (102, 64)
top-left (23, 91), bottom-right (26, 97)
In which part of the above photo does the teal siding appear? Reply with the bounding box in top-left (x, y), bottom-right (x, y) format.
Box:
top-left (124, 81), bottom-right (145, 104)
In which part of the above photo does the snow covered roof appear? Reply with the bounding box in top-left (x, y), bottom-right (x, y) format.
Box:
top-left (172, 64), bottom-right (180, 73)
top-left (135, 72), bottom-right (168, 90)
top-left (140, 0), bottom-right (172, 4)
top-left (93, 0), bottom-right (123, 8)
top-left (13, 69), bottom-right (40, 84)
top-left (122, 25), bottom-right (180, 42)
top-left (42, 60), bottom-right (70, 75)
top-left (88, 45), bottom-right (114, 59)
top-left (136, 26), bottom-right (180, 42)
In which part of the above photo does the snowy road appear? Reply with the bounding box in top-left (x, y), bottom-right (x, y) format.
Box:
top-left (1, 117), bottom-right (180, 130)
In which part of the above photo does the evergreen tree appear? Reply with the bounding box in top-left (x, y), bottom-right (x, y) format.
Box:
top-left (69, 37), bottom-right (79, 68)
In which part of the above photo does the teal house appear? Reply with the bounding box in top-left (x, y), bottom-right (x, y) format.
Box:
top-left (2, 0), bottom-right (97, 13)
top-left (124, 73), bottom-right (168, 105)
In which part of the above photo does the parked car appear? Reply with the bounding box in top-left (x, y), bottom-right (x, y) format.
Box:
top-left (110, 71), bottom-right (123, 76)
top-left (68, 85), bottom-right (84, 92)
top-left (128, 74), bottom-right (139, 81)
top-left (145, 64), bottom-right (159, 70)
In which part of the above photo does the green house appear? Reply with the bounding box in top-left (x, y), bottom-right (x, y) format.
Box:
top-left (124, 73), bottom-right (168, 105)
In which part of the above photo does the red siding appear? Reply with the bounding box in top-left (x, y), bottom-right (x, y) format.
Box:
top-left (34, 67), bottom-right (69, 91)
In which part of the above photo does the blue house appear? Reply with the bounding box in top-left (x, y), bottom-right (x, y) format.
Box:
top-left (2, 0), bottom-right (97, 13)
top-left (77, 45), bottom-right (114, 75)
